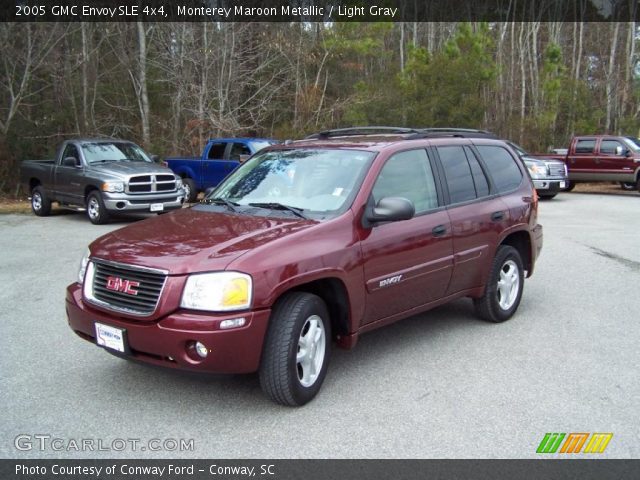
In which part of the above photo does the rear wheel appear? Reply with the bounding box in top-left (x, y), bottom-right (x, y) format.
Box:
top-left (474, 245), bottom-right (524, 323)
top-left (31, 186), bottom-right (51, 216)
top-left (563, 181), bottom-right (575, 192)
top-left (259, 292), bottom-right (331, 406)
top-left (182, 177), bottom-right (197, 203)
top-left (620, 181), bottom-right (635, 191)
top-left (86, 191), bottom-right (110, 225)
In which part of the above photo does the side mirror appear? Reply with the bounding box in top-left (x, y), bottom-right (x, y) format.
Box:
top-left (615, 146), bottom-right (624, 156)
top-left (63, 156), bottom-right (80, 168)
top-left (365, 197), bottom-right (415, 226)
top-left (150, 154), bottom-right (160, 163)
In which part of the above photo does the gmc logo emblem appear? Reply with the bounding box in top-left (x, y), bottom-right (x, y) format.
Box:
top-left (105, 276), bottom-right (140, 295)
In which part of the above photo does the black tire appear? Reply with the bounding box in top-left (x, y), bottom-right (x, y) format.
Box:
top-left (474, 245), bottom-right (524, 323)
top-left (620, 181), bottom-right (635, 191)
top-left (538, 193), bottom-right (557, 200)
top-left (563, 181), bottom-right (575, 192)
top-left (31, 186), bottom-right (51, 216)
top-left (86, 190), bottom-right (110, 225)
top-left (259, 292), bottom-right (331, 406)
top-left (182, 177), bottom-right (197, 203)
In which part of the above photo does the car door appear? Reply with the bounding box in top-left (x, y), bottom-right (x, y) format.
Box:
top-left (567, 138), bottom-right (597, 181)
top-left (436, 144), bottom-right (516, 295)
top-left (359, 148), bottom-right (454, 325)
top-left (54, 143), bottom-right (82, 204)
top-left (201, 141), bottom-right (229, 188)
top-left (598, 138), bottom-right (636, 182)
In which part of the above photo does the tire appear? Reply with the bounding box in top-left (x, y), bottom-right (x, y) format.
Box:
top-left (31, 186), bottom-right (52, 216)
top-left (86, 191), bottom-right (110, 225)
top-left (259, 292), bottom-right (331, 406)
top-left (474, 245), bottom-right (524, 323)
top-left (538, 193), bottom-right (557, 200)
top-left (182, 177), bottom-right (197, 203)
top-left (563, 181), bottom-right (575, 192)
top-left (620, 181), bottom-right (635, 191)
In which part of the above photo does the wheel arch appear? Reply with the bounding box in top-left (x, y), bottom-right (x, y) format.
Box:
top-left (499, 229), bottom-right (532, 277)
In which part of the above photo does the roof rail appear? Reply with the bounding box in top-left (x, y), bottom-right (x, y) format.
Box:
top-left (305, 126), bottom-right (420, 139)
top-left (406, 128), bottom-right (498, 140)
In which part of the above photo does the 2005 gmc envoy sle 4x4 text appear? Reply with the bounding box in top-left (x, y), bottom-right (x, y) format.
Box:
top-left (66, 127), bottom-right (543, 406)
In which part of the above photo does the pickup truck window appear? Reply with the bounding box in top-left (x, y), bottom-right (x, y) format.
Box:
top-left (372, 149), bottom-right (438, 213)
top-left (82, 142), bottom-right (152, 164)
top-left (212, 148), bottom-right (374, 216)
top-left (61, 144), bottom-right (80, 165)
top-left (600, 139), bottom-right (624, 154)
top-left (207, 142), bottom-right (227, 159)
top-left (250, 141), bottom-right (275, 152)
top-left (229, 142), bottom-right (251, 161)
top-left (476, 145), bottom-right (523, 193)
top-left (575, 139), bottom-right (596, 154)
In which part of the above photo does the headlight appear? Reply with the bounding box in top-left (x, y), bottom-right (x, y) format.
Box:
top-left (101, 181), bottom-right (124, 193)
top-left (176, 177), bottom-right (183, 189)
top-left (526, 163), bottom-right (548, 178)
top-left (78, 249), bottom-right (91, 284)
top-left (181, 272), bottom-right (252, 312)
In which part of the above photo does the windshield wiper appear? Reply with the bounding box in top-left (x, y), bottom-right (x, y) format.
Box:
top-left (203, 197), bottom-right (240, 212)
top-left (248, 202), bottom-right (309, 220)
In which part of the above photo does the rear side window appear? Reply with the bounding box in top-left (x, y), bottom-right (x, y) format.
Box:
top-left (464, 147), bottom-right (490, 198)
top-left (575, 139), bottom-right (595, 154)
top-left (437, 146), bottom-right (476, 204)
top-left (476, 145), bottom-right (523, 193)
top-left (207, 142), bottom-right (227, 159)
top-left (372, 149), bottom-right (438, 214)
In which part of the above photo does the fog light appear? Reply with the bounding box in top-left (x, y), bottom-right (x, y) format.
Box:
top-left (220, 317), bottom-right (246, 330)
top-left (194, 341), bottom-right (208, 358)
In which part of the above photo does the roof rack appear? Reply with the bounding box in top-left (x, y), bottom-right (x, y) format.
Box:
top-left (406, 128), bottom-right (498, 140)
top-left (305, 126), bottom-right (420, 139)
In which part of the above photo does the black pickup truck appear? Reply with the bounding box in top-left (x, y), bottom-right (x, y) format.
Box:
top-left (21, 138), bottom-right (185, 224)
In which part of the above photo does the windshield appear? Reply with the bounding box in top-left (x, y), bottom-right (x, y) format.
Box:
top-left (625, 137), bottom-right (640, 151)
top-left (82, 142), bottom-right (152, 164)
top-left (208, 148), bottom-right (375, 219)
top-left (249, 140), bottom-right (277, 153)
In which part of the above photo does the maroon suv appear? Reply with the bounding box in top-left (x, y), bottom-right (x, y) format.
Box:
top-left (66, 127), bottom-right (543, 406)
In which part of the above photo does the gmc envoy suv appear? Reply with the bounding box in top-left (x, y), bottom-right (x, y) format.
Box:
top-left (66, 127), bottom-right (543, 406)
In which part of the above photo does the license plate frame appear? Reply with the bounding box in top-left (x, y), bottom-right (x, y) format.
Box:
top-left (559, 181), bottom-right (566, 189)
top-left (95, 322), bottom-right (129, 354)
top-left (150, 203), bottom-right (164, 212)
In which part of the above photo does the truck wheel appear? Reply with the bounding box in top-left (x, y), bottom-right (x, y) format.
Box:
top-left (620, 182), bottom-right (635, 191)
top-left (564, 181), bottom-right (575, 192)
top-left (259, 292), bottom-right (331, 406)
top-left (182, 178), bottom-right (197, 203)
top-left (86, 191), bottom-right (110, 225)
top-left (539, 193), bottom-right (557, 200)
top-left (474, 245), bottom-right (524, 323)
top-left (31, 186), bottom-right (51, 216)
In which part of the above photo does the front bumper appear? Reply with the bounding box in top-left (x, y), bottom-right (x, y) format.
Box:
top-left (66, 284), bottom-right (271, 374)
top-left (532, 178), bottom-right (567, 192)
top-left (102, 191), bottom-right (185, 212)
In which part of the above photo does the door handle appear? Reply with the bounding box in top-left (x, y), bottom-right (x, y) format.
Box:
top-left (432, 225), bottom-right (447, 237)
top-left (491, 211), bottom-right (505, 222)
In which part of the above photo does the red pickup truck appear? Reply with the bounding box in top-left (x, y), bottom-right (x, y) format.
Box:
top-left (66, 127), bottom-right (543, 406)
top-left (529, 135), bottom-right (640, 191)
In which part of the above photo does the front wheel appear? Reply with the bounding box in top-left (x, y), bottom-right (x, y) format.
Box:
top-left (86, 191), bottom-right (110, 225)
top-left (538, 193), bottom-right (557, 200)
top-left (31, 186), bottom-right (51, 216)
top-left (474, 245), bottom-right (524, 323)
top-left (563, 181), bottom-right (575, 192)
top-left (182, 178), bottom-right (197, 203)
top-left (620, 181), bottom-right (635, 191)
top-left (259, 292), bottom-right (331, 406)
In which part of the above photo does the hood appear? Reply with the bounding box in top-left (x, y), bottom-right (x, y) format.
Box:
top-left (522, 155), bottom-right (563, 166)
top-left (90, 208), bottom-right (316, 275)
top-left (89, 161), bottom-right (175, 179)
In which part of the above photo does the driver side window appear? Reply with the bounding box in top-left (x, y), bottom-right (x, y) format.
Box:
top-left (372, 149), bottom-right (439, 214)
top-left (61, 144), bottom-right (80, 166)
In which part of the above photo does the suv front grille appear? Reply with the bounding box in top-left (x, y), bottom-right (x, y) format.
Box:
top-left (546, 163), bottom-right (566, 177)
top-left (127, 174), bottom-right (176, 194)
top-left (87, 260), bottom-right (167, 316)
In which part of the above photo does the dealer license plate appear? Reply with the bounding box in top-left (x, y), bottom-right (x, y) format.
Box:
top-left (95, 323), bottom-right (125, 353)
top-left (150, 203), bottom-right (164, 212)
top-left (560, 181), bottom-right (566, 188)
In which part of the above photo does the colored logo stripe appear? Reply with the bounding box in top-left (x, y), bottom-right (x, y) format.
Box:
top-left (536, 433), bottom-right (565, 453)
top-left (537, 433), bottom-right (613, 454)
top-left (559, 433), bottom-right (589, 453)
top-left (583, 433), bottom-right (613, 454)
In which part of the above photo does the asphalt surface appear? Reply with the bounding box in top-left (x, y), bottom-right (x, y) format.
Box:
top-left (1, 192), bottom-right (639, 459)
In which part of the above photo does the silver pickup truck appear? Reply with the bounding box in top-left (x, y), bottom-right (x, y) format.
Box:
top-left (506, 142), bottom-right (568, 199)
top-left (21, 138), bottom-right (185, 224)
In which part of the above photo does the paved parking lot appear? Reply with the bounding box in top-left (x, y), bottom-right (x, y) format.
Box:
top-left (1, 191), bottom-right (639, 459)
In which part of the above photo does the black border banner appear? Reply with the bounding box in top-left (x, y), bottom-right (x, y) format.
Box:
top-left (3, 0), bottom-right (640, 22)
top-left (2, 459), bottom-right (640, 480)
